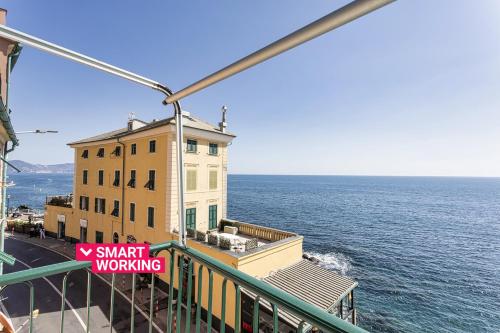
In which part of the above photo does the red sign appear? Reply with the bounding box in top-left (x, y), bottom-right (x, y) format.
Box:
top-left (76, 243), bottom-right (165, 273)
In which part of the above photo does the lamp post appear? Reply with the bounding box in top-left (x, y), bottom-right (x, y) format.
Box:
top-left (15, 130), bottom-right (58, 134)
top-left (0, 129), bottom-right (58, 274)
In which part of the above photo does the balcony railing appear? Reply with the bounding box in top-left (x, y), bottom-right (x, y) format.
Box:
top-left (220, 219), bottom-right (296, 242)
top-left (45, 195), bottom-right (73, 208)
top-left (0, 241), bottom-right (368, 333)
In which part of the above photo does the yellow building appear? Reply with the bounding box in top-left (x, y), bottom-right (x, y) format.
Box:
top-left (45, 113), bottom-right (357, 332)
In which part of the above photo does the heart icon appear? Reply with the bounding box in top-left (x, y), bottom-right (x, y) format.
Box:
top-left (80, 248), bottom-right (92, 257)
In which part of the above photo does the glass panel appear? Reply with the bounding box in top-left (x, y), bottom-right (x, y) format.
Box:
top-left (209, 143), bottom-right (218, 155)
top-left (148, 207), bottom-right (154, 227)
top-left (98, 170), bottom-right (104, 185)
top-left (130, 203), bottom-right (135, 222)
top-left (187, 139), bottom-right (197, 152)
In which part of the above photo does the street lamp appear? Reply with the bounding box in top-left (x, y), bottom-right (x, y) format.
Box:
top-left (15, 130), bottom-right (58, 134)
top-left (0, 129), bottom-right (58, 274)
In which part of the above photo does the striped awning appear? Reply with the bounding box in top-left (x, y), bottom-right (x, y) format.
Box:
top-left (244, 259), bottom-right (357, 328)
top-left (264, 259), bottom-right (357, 311)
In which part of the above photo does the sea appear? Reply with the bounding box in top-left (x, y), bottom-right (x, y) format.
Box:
top-left (6, 173), bottom-right (500, 333)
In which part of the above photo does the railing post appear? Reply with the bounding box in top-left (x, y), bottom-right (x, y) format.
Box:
top-left (27, 281), bottom-right (34, 333)
top-left (220, 278), bottom-right (227, 333)
top-left (184, 260), bottom-right (193, 333)
top-left (195, 265), bottom-right (203, 333)
top-left (130, 273), bottom-right (136, 333)
top-left (86, 271), bottom-right (91, 333)
top-left (167, 250), bottom-right (176, 333)
top-left (252, 296), bottom-right (260, 333)
top-left (176, 255), bottom-right (184, 333)
top-left (109, 273), bottom-right (116, 333)
top-left (149, 272), bottom-right (156, 333)
top-left (60, 273), bottom-right (69, 333)
top-left (206, 270), bottom-right (214, 331)
top-left (234, 284), bottom-right (241, 333)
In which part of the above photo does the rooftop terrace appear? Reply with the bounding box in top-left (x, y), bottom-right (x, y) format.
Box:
top-left (187, 218), bottom-right (301, 256)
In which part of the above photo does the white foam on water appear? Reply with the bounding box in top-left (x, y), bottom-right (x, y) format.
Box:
top-left (305, 251), bottom-right (352, 276)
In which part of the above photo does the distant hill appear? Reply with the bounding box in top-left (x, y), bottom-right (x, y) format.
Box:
top-left (7, 160), bottom-right (74, 174)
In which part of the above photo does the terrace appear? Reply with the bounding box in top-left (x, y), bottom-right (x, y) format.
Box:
top-left (188, 218), bottom-right (301, 255)
top-left (45, 194), bottom-right (73, 208)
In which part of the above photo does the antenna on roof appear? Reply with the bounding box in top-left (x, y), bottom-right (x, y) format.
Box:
top-left (128, 112), bottom-right (136, 121)
top-left (219, 105), bottom-right (228, 133)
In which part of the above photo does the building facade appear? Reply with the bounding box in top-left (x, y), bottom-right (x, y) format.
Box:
top-left (45, 114), bottom-right (233, 244)
top-left (0, 8), bottom-right (22, 275)
top-left (45, 113), bottom-right (357, 332)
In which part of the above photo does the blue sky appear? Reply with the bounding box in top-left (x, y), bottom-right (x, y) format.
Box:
top-left (3, 1), bottom-right (500, 176)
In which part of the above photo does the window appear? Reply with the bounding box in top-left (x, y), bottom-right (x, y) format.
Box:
top-left (209, 205), bottom-right (218, 230)
top-left (149, 140), bottom-right (156, 153)
top-left (145, 170), bottom-right (155, 191)
top-left (131, 143), bottom-right (137, 155)
top-left (128, 170), bottom-right (136, 188)
top-left (111, 200), bottom-right (120, 217)
top-left (113, 170), bottom-right (120, 187)
top-left (97, 148), bottom-right (105, 158)
top-left (95, 231), bottom-right (103, 244)
top-left (95, 198), bottom-right (106, 214)
top-left (147, 207), bottom-right (155, 228)
top-left (130, 203), bottom-right (135, 222)
top-left (79, 196), bottom-right (89, 211)
top-left (209, 143), bottom-right (218, 155)
top-left (209, 170), bottom-right (218, 190)
top-left (81, 149), bottom-right (89, 159)
top-left (98, 170), bottom-right (104, 186)
top-left (187, 139), bottom-right (197, 153)
top-left (186, 170), bottom-right (197, 191)
top-left (82, 170), bottom-right (88, 185)
top-left (113, 146), bottom-right (121, 157)
top-left (186, 208), bottom-right (196, 230)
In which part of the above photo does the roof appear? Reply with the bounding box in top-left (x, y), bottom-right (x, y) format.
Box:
top-left (68, 114), bottom-right (235, 145)
top-left (264, 259), bottom-right (357, 310)
top-left (244, 259), bottom-right (357, 328)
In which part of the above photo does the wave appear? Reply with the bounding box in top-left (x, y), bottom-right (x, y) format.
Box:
top-left (305, 251), bottom-right (352, 276)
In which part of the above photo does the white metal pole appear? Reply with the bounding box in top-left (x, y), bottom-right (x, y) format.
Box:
top-left (0, 24), bottom-right (166, 92)
top-left (173, 102), bottom-right (186, 247)
top-left (164, 0), bottom-right (395, 104)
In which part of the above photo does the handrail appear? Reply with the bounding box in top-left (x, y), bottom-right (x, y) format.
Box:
top-left (222, 219), bottom-right (296, 242)
top-left (0, 242), bottom-right (365, 333)
top-left (151, 241), bottom-right (368, 333)
top-left (0, 260), bottom-right (91, 286)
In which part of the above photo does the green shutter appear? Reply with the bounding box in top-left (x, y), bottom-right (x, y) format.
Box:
top-left (148, 207), bottom-right (155, 228)
top-left (96, 231), bottom-right (103, 243)
top-left (186, 208), bottom-right (196, 230)
top-left (209, 205), bottom-right (218, 230)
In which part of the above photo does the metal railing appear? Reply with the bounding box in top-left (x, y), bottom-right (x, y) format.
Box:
top-left (45, 195), bottom-right (73, 208)
top-left (0, 241), bottom-right (368, 333)
top-left (221, 219), bottom-right (297, 242)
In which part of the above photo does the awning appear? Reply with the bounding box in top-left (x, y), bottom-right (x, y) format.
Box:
top-left (244, 259), bottom-right (358, 328)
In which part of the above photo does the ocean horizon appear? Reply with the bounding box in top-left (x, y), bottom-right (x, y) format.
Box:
top-left (6, 173), bottom-right (500, 333)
